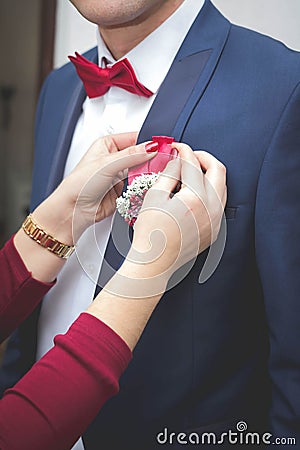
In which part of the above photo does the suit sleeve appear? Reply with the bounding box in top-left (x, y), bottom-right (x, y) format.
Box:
top-left (255, 81), bottom-right (300, 442)
top-left (34, 71), bottom-right (53, 141)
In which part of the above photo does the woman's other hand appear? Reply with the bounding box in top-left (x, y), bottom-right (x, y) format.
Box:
top-left (118, 143), bottom-right (227, 295)
top-left (88, 144), bottom-right (226, 349)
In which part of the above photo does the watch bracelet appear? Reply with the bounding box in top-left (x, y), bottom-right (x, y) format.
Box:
top-left (22, 214), bottom-right (75, 259)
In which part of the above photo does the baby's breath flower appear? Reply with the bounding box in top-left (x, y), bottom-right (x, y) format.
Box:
top-left (116, 173), bottom-right (160, 226)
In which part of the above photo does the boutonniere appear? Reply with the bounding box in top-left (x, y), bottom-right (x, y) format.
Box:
top-left (116, 136), bottom-right (176, 226)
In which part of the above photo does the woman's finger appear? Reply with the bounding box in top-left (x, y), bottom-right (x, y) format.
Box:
top-left (105, 142), bottom-right (156, 175)
top-left (195, 151), bottom-right (227, 201)
top-left (172, 142), bottom-right (199, 167)
top-left (172, 143), bottom-right (205, 194)
top-left (104, 132), bottom-right (139, 153)
top-left (113, 179), bottom-right (124, 197)
top-left (151, 158), bottom-right (181, 197)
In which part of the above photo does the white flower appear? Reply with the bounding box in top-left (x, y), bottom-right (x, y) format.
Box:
top-left (116, 173), bottom-right (160, 226)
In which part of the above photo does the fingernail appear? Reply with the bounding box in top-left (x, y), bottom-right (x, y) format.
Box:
top-left (171, 148), bottom-right (178, 159)
top-left (145, 141), bottom-right (159, 153)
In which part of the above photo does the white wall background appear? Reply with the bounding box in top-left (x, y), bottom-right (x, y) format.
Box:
top-left (54, 1), bottom-right (97, 68)
top-left (214, 0), bottom-right (300, 50)
top-left (0, 0), bottom-right (41, 240)
top-left (54, 0), bottom-right (300, 68)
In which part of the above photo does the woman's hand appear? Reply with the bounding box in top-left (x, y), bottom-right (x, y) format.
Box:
top-left (34, 132), bottom-right (157, 243)
top-left (66, 133), bottom-right (157, 230)
top-left (111, 143), bottom-right (227, 298)
top-left (93, 143), bottom-right (227, 343)
top-left (14, 133), bottom-right (156, 282)
top-left (135, 143), bottom-right (226, 273)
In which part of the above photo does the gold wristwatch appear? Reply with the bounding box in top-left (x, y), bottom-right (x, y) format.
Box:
top-left (22, 214), bottom-right (75, 259)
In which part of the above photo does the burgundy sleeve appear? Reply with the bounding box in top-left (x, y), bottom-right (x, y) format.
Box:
top-left (0, 312), bottom-right (132, 450)
top-left (0, 236), bottom-right (55, 343)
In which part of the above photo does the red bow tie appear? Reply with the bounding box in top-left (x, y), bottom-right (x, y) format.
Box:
top-left (69, 52), bottom-right (153, 99)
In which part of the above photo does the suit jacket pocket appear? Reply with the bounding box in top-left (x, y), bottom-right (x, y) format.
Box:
top-left (224, 206), bottom-right (238, 220)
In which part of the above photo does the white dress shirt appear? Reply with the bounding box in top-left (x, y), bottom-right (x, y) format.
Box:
top-left (36, 0), bottom-right (204, 448)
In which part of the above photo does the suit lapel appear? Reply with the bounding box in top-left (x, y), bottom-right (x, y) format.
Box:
top-left (138, 0), bottom-right (231, 143)
top-left (45, 83), bottom-right (85, 197)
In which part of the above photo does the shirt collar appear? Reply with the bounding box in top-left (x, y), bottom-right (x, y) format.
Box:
top-left (97, 0), bottom-right (205, 94)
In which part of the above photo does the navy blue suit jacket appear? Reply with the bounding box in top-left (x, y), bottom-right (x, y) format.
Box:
top-left (2, 1), bottom-right (300, 448)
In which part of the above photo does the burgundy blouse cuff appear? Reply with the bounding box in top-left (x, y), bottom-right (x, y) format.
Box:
top-left (0, 235), bottom-right (56, 342)
top-left (5, 235), bottom-right (55, 288)
top-left (64, 313), bottom-right (133, 373)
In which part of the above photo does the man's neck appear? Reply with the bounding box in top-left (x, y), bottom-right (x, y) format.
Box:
top-left (99, 0), bottom-right (185, 60)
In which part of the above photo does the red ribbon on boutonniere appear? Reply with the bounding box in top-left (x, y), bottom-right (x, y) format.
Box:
top-left (117, 136), bottom-right (177, 226)
top-left (128, 136), bottom-right (176, 184)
